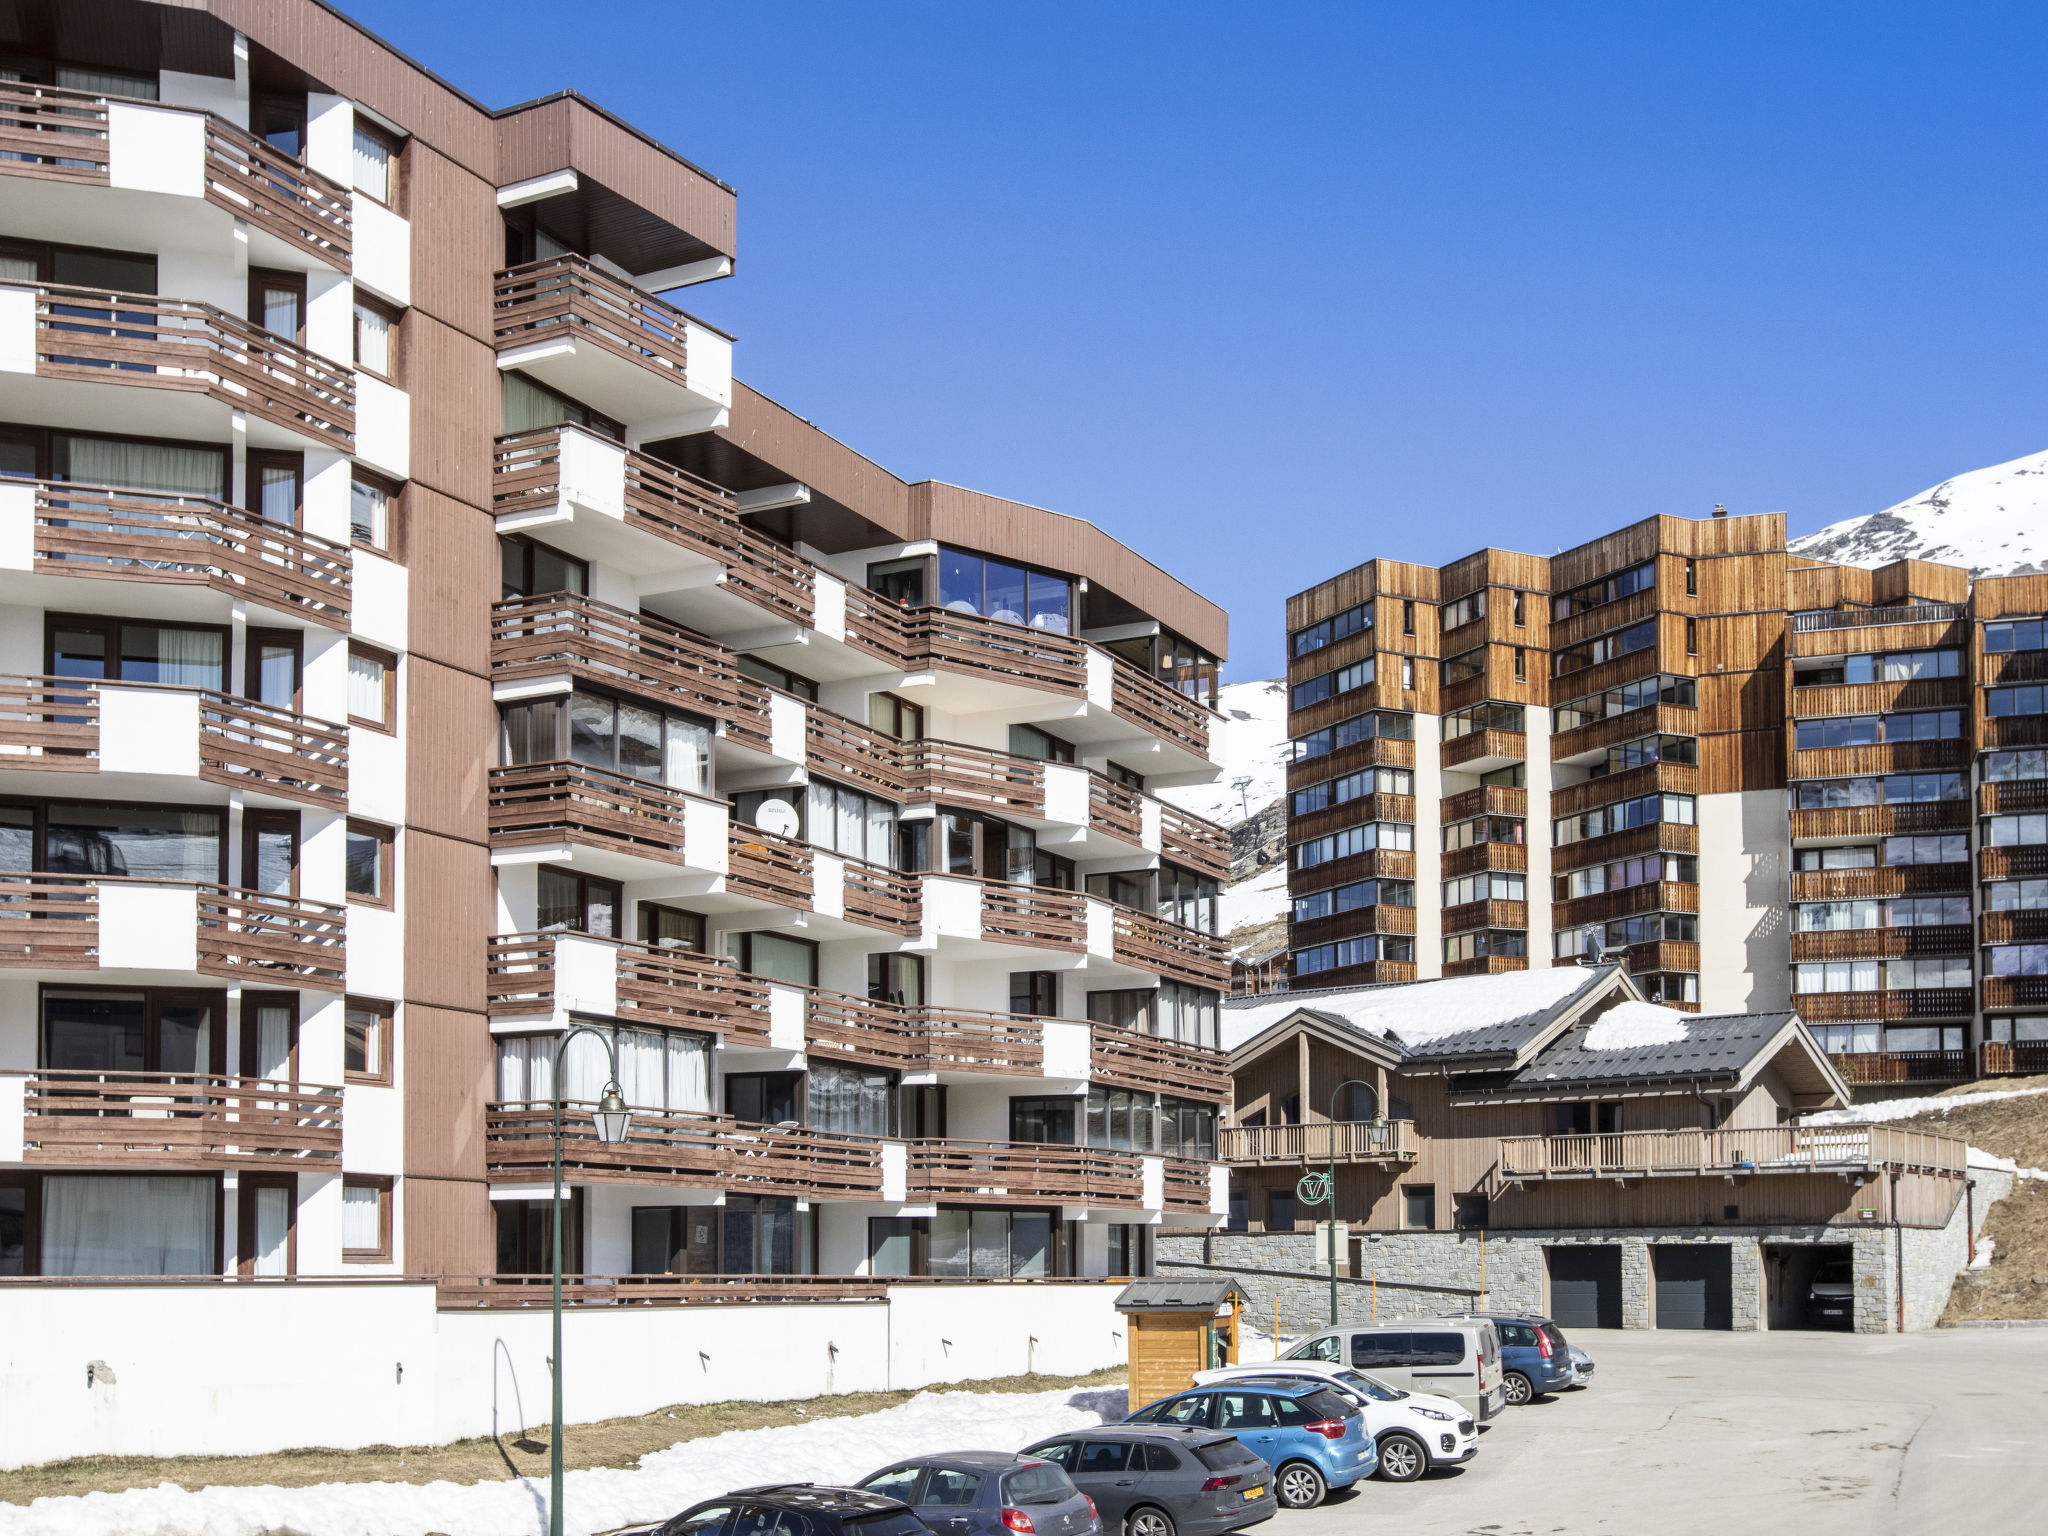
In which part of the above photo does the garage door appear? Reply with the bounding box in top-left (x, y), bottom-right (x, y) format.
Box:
top-left (1547, 1246), bottom-right (1622, 1330)
top-left (1654, 1245), bottom-right (1732, 1330)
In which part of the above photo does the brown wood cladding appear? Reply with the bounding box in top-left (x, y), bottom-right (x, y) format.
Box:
top-left (405, 489), bottom-right (499, 676)
top-left (405, 658), bottom-right (498, 842)
top-left (1972, 575), bottom-right (2048, 621)
top-left (1286, 735), bottom-right (1415, 791)
top-left (402, 831), bottom-right (493, 1010)
top-left (1288, 848), bottom-right (1417, 895)
top-left (1551, 762), bottom-right (1699, 816)
top-left (403, 143), bottom-right (500, 343)
top-left (1441, 841), bottom-right (1529, 877)
top-left (1550, 821), bottom-right (1698, 875)
top-left (406, 313), bottom-right (499, 511)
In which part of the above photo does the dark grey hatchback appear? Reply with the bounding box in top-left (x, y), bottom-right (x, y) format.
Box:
top-left (858, 1452), bottom-right (1099, 1536)
top-left (1023, 1426), bottom-right (1276, 1536)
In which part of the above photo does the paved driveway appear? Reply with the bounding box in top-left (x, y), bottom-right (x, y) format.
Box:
top-left (1277, 1326), bottom-right (2048, 1535)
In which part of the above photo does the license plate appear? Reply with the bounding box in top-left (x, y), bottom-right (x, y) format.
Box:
top-left (1243, 1487), bottom-right (1265, 1501)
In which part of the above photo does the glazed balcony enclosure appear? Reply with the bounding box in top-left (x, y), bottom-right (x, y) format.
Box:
top-left (0, 80), bottom-right (353, 274)
top-left (0, 1069), bottom-right (342, 1168)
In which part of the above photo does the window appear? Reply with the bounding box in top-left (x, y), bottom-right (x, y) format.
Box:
top-left (1443, 590), bottom-right (1486, 630)
top-left (1685, 558), bottom-right (1697, 596)
top-left (1443, 930), bottom-right (1527, 962)
top-left (348, 644), bottom-right (395, 730)
top-left (921, 1471), bottom-right (982, 1507)
top-left (1290, 877), bottom-right (1414, 923)
top-left (1799, 649), bottom-right (1962, 686)
top-left (1267, 1189), bottom-right (1297, 1230)
top-left (1292, 935), bottom-right (1413, 975)
top-left (809, 1060), bottom-right (897, 1137)
top-left (725, 1072), bottom-right (800, 1124)
top-left (1793, 774), bottom-right (1964, 809)
top-left (345, 820), bottom-right (393, 906)
top-left (1157, 863), bottom-right (1219, 932)
top-left (1883, 834), bottom-right (1968, 865)
top-left (500, 1024), bottom-right (712, 1112)
top-left (1295, 822), bottom-right (1414, 868)
top-left (1102, 630), bottom-right (1222, 708)
top-left (499, 532), bottom-right (589, 600)
top-left (1008, 723), bottom-right (1075, 763)
top-left (1987, 1014), bottom-right (2048, 1043)
top-left (736, 654), bottom-right (818, 701)
top-left (1985, 618), bottom-right (2048, 653)
top-left (1553, 618), bottom-right (1657, 677)
top-left (1442, 701), bottom-right (1524, 739)
top-left (33, 806), bottom-right (225, 883)
top-left (1088, 1087), bottom-right (1158, 1152)
top-left (1402, 1186), bottom-right (1437, 1230)
top-left (1514, 646), bottom-right (1526, 680)
top-left (1010, 970), bottom-right (1057, 1016)
top-left (1085, 983), bottom-right (1219, 1047)
top-left (247, 449), bottom-right (303, 526)
top-left (806, 779), bottom-right (900, 865)
top-left (48, 613), bottom-right (228, 694)
top-left (642, 904), bottom-right (706, 951)
top-left (1553, 673), bottom-right (1696, 730)
top-left (1291, 766), bottom-right (1414, 817)
top-left (1793, 844), bottom-right (1877, 871)
top-left (1401, 656), bottom-right (1414, 691)
top-left (935, 547), bottom-right (1074, 633)
top-left (1441, 648), bottom-right (1485, 685)
top-left (1988, 815), bottom-right (2048, 847)
top-left (1011, 1095), bottom-right (1080, 1145)
top-left (1988, 945), bottom-right (2048, 978)
top-left (1291, 657), bottom-right (1375, 710)
top-left (869, 693), bottom-right (924, 740)
top-left (1986, 880), bottom-right (2048, 912)
top-left (249, 268), bottom-right (304, 343)
top-left (1793, 711), bottom-right (1962, 750)
top-left (1552, 559), bottom-right (1654, 620)
top-left (38, 1173), bottom-right (216, 1277)
top-left (501, 371), bottom-right (622, 440)
top-left (868, 952), bottom-right (926, 1006)
top-left (1442, 872), bottom-right (1525, 906)
top-left (350, 470), bottom-right (397, 553)
top-left (1886, 957), bottom-right (1972, 990)
top-left (1795, 960), bottom-right (1881, 993)
top-left (344, 999), bottom-right (391, 1084)
top-left (1604, 734), bottom-right (1697, 772)
top-left (537, 865), bottom-right (620, 935)
top-left (341, 1176), bottom-right (392, 1260)
top-left (353, 294), bottom-right (398, 379)
top-left (1402, 601), bottom-right (1415, 636)
top-left (500, 691), bottom-right (712, 794)
top-left (1685, 617), bottom-right (1697, 656)
top-left (1512, 590), bottom-right (1526, 626)
top-left (352, 120), bottom-right (401, 206)
top-left (1553, 792), bottom-right (1694, 845)
top-left (1442, 815), bottom-right (1525, 852)
top-left (1290, 709), bottom-right (1414, 761)
top-left (42, 989), bottom-right (222, 1077)
top-left (726, 931), bottom-right (818, 987)
top-left (1987, 750), bottom-right (2048, 782)
top-left (1292, 601), bottom-right (1373, 657)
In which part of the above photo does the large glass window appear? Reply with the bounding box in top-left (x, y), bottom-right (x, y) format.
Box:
top-left (1291, 601), bottom-right (1373, 657)
top-left (536, 866), bottom-right (619, 936)
top-left (495, 1023), bottom-right (710, 1111)
top-left (927, 1208), bottom-right (1051, 1278)
top-left (936, 548), bottom-right (1073, 634)
top-left (807, 779), bottom-right (900, 865)
top-left (1292, 935), bottom-right (1414, 976)
top-left (1158, 864), bottom-right (1219, 933)
top-left (1551, 559), bottom-right (1655, 621)
top-left (40, 1174), bottom-right (214, 1276)
top-left (1009, 1096), bottom-right (1079, 1145)
top-left (501, 690), bottom-right (710, 794)
top-left (501, 372), bottom-right (621, 440)
top-left (48, 615), bottom-right (226, 693)
top-left (1290, 709), bottom-right (1413, 762)
top-left (1291, 878), bottom-right (1414, 923)
top-left (726, 931), bottom-right (818, 987)
top-left (1552, 673), bottom-right (1696, 731)
top-left (44, 806), bottom-right (221, 882)
top-left (1087, 1087), bottom-right (1156, 1151)
top-left (808, 1061), bottom-right (896, 1137)
top-left (1084, 984), bottom-right (1219, 1048)
top-left (499, 533), bottom-right (589, 600)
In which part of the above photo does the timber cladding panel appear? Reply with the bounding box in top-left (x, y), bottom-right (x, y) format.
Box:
top-left (402, 830), bottom-right (493, 1009)
top-left (1126, 1312), bottom-right (1211, 1411)
top-left (405, 659), bottom-right (499, 838)
top-left (406, 313), bottom-right (500, 511)
top-left (401, 1004), bottom-right (496, 1181)
top-left (404, 143), bottom-right (501, 343)
top-left (400, 1172), bottom-right (495, 1279)
top-left (405, 488), bottom-right (500, 677)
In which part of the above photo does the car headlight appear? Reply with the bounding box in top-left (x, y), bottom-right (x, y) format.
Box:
top-left (1410, 1407), bottom-right (1453, 1421)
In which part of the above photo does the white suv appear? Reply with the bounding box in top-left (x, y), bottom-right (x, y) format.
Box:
top-left (1192, 1362), bottom-right (1479, 1482)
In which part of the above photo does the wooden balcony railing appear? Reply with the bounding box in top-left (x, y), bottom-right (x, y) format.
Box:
top-left (726, 823), bottom-right (814, 906)
top-left (1550, 704), bottom-right (1698, 763)
top-left (1550, 761), bottom-right (1698, 818)
top-left (1161, 1156), bottom-right (1215, 1213)
top-left (1795, 988), bottom-right (1974, 1022)
top-left (19, 480), bottom-right (350, 626)
top-left (906, 1140), bottom-right (1145, 1206)
top-left (493, 255), bottom-right (709, 388)
top-left (843, 592), bottom-right (1090, 696)
top-left (1443, 954), bottom-right (1530, 977)
top-left (0, 80), bottom-right (353, 267)
top-left (1088, 773), bottom-right (1143, 844)
top-left (491, 429), bottom-right (815, 627)
top-left (1982, 1041), bottom-right (2048, 1077)
top-left (14, 1069), bottom-right (342, 1165)
top-left (1442, 728), bottom-right (1527, 769)
top-left (1791, 679), bottom-right (1969, 718)
top-left (1110, 906), bottom-right (1232, 987)
top-left (1221, 1120), bottom-right (1418, 1165)
top-left (911, 740), bottom-right (1046, 814)
top-left (438, 1273), bottom-right (891, 1309)
top-left (804, 708), bottom-right (915, 799)
top-left (1285, 734), bottom-right (1415, 792)
top-left (982, 880), bottom-right (1086, 950)
top-left (1107, 655), bottom-right (1212, 756)
top-left (1441, 784), bottom-right (1527, 822)
top-left (804, 990), bottom-right (1045, 1075)
top-left (1982, 976), bottom-right (2048, 1010)
top-left (1787, 865), bottom-right (1970, 901)
top-left (489, 762), bottom-right (701, 867)
top-left (1981, 910), bottom-right (2048, 945)
top-left (1982, 846), bottom-right (2048, 882)
top-left (1552, 880), bottom-right (1699, 930)
top-left (1441, 841), bottom-right (1530, 878)
top-left (484, 932), bottom-right (772, 1044)
top-left (1622, 939), bottom-right (1700, 977)
top-left (1984, 717), bottom-right (2048, 752)
top-left (1498, 1124), bottom-right (1965, 1180)
top-left (24, 282), bottom-right (353, 448)
top-left (1981, 779), bottom-right (2048, 816)
top-left (1829, 1050), bottom-right (1973, 1085)
top-left (1789, 926), bottom-right (1973, 963)
top-left (1790, 603), bottom-right (1967, 634)
top-left (491, 594), bottom-right (774, 752)
top-left (1090, 1026), bottom-right (1230, 1100)
top-left (1791, 740), bottom-right (1971, 778)
top-left (0, 877), bottom-right (342, 986)
top-left (487, 1102), bottom-right (885, 1196)
top-left (1788, 802), bottom-right (1968, 841)
top-left (842, 857), bottom-right (921, 933)
top-left (1549, 821), bottom-right (1695, 875)
top-left (1159, 802), bottom-right (1232, 881)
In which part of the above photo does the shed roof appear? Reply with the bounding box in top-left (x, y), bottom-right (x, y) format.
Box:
top-left (1114, 1277), bottom-right (1251, 1313)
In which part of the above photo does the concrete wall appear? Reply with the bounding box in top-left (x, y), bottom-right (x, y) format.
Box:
top-left (0, 1281), bottom-right (1126, 1470)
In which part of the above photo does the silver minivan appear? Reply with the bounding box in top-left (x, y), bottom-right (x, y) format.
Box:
top-left (1279, 1320), bottom-right (1505, 1422)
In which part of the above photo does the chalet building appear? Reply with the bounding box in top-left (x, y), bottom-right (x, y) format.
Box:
top-left (1280, 511), bottom-right (2048, 1097)
top-left (1157, 968), bottom-right (1982, 1333)
top-left (0, 0), bottom-right (1234, 1367)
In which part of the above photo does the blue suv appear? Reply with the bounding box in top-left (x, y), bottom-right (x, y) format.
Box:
top-left (1123, 1378), bottom-right (1375, 1509)
top-left (1442, 1313), bottom-right (1574, 1404)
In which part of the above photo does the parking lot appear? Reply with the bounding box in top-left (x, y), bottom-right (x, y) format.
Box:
top-left (1281, 1325), bottom-right (2048, 1535)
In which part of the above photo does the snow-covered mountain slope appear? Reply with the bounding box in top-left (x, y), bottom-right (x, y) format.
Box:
top-left (1790, 448), bottom-right (2048, 576)
top-left (1159, 678), bottom-right (1292, 952)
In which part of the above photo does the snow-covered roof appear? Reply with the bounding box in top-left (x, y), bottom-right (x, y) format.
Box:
top-left (1508, 1007), bottom-right (1809, 1093)
top-left (1222, 966), bottom-right (1611, 1059)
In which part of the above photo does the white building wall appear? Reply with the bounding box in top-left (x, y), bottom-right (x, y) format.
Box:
top-left (1697, 788), bottom-right (1794, 1015)
top-left (1523, 704), bottom-right (1555, 966)
top-left (1411, 711), bottom-right (1444, 978)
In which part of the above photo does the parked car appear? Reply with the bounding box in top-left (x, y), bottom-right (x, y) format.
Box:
top-left (1437, 1314), bottom-right (1574, 1404)
top-left (857, 1452), bottom-right (1099, 1536)
top-left (1280, 1321), bottom-right (1504, 1422)
top-left (1564, 1344), bottom-right (1596, 1389)
top-left (1191, 1361), bottom-right (1476, 1482)
top-left (1022, 1425), bottom-right (1276, 1536)
top-left (1116, 1379), bottom-right (1375, 1509)
top-left (638, 1484), bottom-right (931, 1536)
top-left (1806, 1257), bottom-right (1855, 1329)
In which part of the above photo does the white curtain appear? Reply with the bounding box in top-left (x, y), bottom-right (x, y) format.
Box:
top-left (0, 255), bottom-right (35, 281)
top-left (251, 1185), bottom-right (290, 1276)
top-left (62, 437), bottom-right (224, 498)
top-left (496, 1028), bottom-right (708, 1110)
top-left (348, 651), bottom-right (387, 723)
top-left (351, 128), bottom-right (393, 201)
top-left (664, 718), bottom-right (710, 794)
top-left (254, 1005), bottom-right (292, 1082)
top-left (807, 782), bottom-right (836, 851)
top-left (616, 1027), bottom-right (666, 1109)
top-left (42, 1175), bottom-right (215, 1276)
top-left (341, 1183), bottom-right (382, 1250)
top-left (154, 628), bottom-right (223, 690)
top-left (666, 1032), bottom-right (710, 1111)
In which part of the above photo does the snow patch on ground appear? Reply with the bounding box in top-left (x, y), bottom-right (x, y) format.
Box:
top-left (1802, 1084), bottom-right (2048, 1125)
top-left (1790, 446), bottom-right (2048, 576)
top-left (1581, 1001), bottom-right (1690, 1051)
top-left (0, 1387), bottom-right (1124, 1536)
top-left (1966, 1145), bottom-right (2048, 1182)
top-left (1222, 967), bottom-right (1597, 1051)
top-left (1156, 679), bottom-right (1288, 827)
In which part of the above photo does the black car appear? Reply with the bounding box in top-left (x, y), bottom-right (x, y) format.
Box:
top-left (858, 1451), bottom-right (1099, 1536)
top-left (640, 1483), bottom-right (933, 1536)
top-left (1024, 1425), bottom-right (1277, 1536)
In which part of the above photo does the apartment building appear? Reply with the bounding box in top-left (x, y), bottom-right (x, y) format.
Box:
top-left (1281, 514), bottom-right (2048, 1093)
top-left (0, 0), bottom-right (1233, 1332)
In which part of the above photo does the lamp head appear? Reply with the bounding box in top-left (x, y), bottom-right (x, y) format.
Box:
top-left (593, 1083), bottom-right (632, 1144)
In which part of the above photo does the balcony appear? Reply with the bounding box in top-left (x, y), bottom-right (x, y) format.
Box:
top-left (493, 256), bottom-right (731, 435)
top-left (981, 880), bottom-right (1087, 952)
top-left (1788, 926), bottom-right (1973, 963)
top-left (486, 1102), bottom-right (884, 1197)
top-left (1106, 654), bottom-right (1213, 759)
top-left (1553, 880), bottom-right (1698, 931)
top-left (1790, 679), bottom-right (1968, 717)
top-left (725, 823), bottom-right (814, 909)
top-left (493, 428), bottom-right (814, 629)
top-left (1550, 821), bottom-right (1695, 875)
top-left (0, 677), bottom-right (346, 808)
top-left (485, 932), bottom-right (772, 1044)
top-left (1441, 784), bottom-right (1526, 822)
top-left (1443, 954), bottom-right (1529, 977)
top-left (7, 1070), bottom-right (342, 1166)
top-left (906, 1140), bottom-right (1211, 1213)
top-left (0, 282), bottom-right (353, 453)
top-left (1441, 728), bottom-right (1526, 772)
top-left (1220, 1119), bottom-right (1419, 1166)
top-left (488, 762), bottom-right (728, 881)
top-left (1981, 910), bottom-right (2048, 946)
top-left (0, 876), bottom-right (344, 989)
top-left (1443, 899), bottom-right (1527, 935)
top-left (1090, 1026), bottom-right (1230, 1100)
top-left (1982, 976), bottom-right (2048, 1010)
top-left (1109, 906), bottom-right (1232, 988)
top-left (1984, 716), bottom-right (2048, 752)
top-left (1788, 802), bottom-right (1967, 842)
top-left (1159, 803), bottom-right (1231, 881)
top-left (491, 594), bottom-right (778, 755)
top-left (1622, 940), bottom-right (1700, 980)
top-left (1790, 603), bottom-right (1968, 635)
top-left (804, 990), bottom-right (1045, 1076)
top-left (1441, 840), bottom-right (1529, 879)
top-left (1791, 739), bottom-right (1970, 780)
top-left (1796, 989), bottom-right (1973, 1022)
top-left (1787, 865), bottom-right (1969, 901)
top-left (1830, 1050), bottom-right (1973, 1086)
top-left (438, 1274), bottom-right (891, 1309)
top-left (1982, 846), bottom-right (2048, 881)
top-left (1982, 1041), bottom-right (2048, 1077)
top-left (1550, 761), bottom-right (1698, 819)
top-left (1551, 704), bottom-right (1698, 766)
top-left (1981, 779), bottom-right (2048, 816)
top-left (0, 479), bottom-right (350, 628)
top-left (844, 591), bottom-right (1088, 695)
top-left (0, 80), bottom-right (352, 271)
top-left (1497, 1124), bottom-right (1965, 1181)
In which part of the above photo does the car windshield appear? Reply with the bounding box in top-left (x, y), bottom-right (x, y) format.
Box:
top-left (1333, 1369), bottom-right (1407, 1402)
top-left (848, 1516), bottom-right (927, 1536)
top-left (1002, 1465), bottom-right (1075, 1506)
top-left (1816, 1260), bottom-right (1852, 1283)
top-left (1280, 1335), bottom-right (1340, 1363)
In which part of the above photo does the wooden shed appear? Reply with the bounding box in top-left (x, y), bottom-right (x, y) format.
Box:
top-left (1115, 1277), bottom-right (1249, 1411)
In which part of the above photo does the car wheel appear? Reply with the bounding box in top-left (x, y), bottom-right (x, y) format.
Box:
top-left (1276, 1461), bottom-right (1327, 1509)
top-left (1502, 1371), bottom-right (1534, 1406)
top-left (1125, 1507), bottom-right (1176, 1536)
top-left (1375, 1432), bottom-right (1427, 1482)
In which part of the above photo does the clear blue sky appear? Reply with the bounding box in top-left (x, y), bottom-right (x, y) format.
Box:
top-left (343, 0), bottom-right (2048, 681)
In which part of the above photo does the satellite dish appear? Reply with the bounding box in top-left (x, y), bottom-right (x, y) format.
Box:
top-left (752, 797), bottom-right (800, 839)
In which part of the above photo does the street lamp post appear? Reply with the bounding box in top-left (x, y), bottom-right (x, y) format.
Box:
top-left (1294, 1078), bottom-right (1379, 1326)
top-left (548, 1024), bottom-right (633, 1536)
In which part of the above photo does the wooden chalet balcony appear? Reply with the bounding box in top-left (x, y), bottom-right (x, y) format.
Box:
top-left (487, 1102), bottom-right (885, 1197)
top-left (1159, 802), bottom-right (1232, 882)
top-left (1443, 898), bottom-right (1527, 935)
top-left (1796, 988), bottom-right (1974, 1022)
top-left (806, 710), bottom-right (1046, 815)
top-left (1551, 704), bottom-right (1698, 765)
top-left (906, 1140), bottom-right (1206, 1211)
top-left (1441, 728), bottom-right (1526, 771)
top-left (9, 282), bottom-right (353, 450)
top-left (491, 594), bottom-right (775, 753)
top-left (981, 880), bottom-right (1086, 950)
top-left (1497, 1124), bottom-right (1965, 1182)
top-left (1788, 802), bottom-right (1967, 841)
top-left (1550, 762), bottom-right (1698, 818)
top-left (1110, 906), bottom-right (1232, 988)
top-left (484, 932), bottom-right (772, 1044)
top-left (1982, 976), bottom-right (2048, 1010)
top-left (1107, 655), bottom-right (1213, 757)
top-left (1830, 1050), bottom-right (1972, 1086)
top-left (0, 876), bottom-right (344, 988)
top-left (842, 857), bottom-right (921, 934)
top-left (1443, 954), bottom-right (1529, 977)
top-left (1289, 903), bottom-right (1418, 947)
top-left (1, 480), bottom-right (349, 627)
top-left (1091, 1026), bottom-right (1230, 1100)
top-left (1790, 602), bottom-right (1968, 637)
top-left (1623, 939), bottom-right (1700, 978)
top-left (1789, 926), bottom-right (1973, 963)
top-left (0, 79), bottom-right (353, 268)
top-left (1285, 735), bottom-right (1414, 793)
top-left (1982, 650), bottom-right (2048, 687)
top-left (491, 428), bottom-right (814, 627)
top-left (489, 762), bottom-right (717, 873)
top-left (1981, 779), bottom-right (2048, 816)
top-left (1441, 840), bottom-right (1529, 878)
top-left (726, 823), bottom-right (814, 907)
top-left (1983, 1041), bottom-right (2048, 1077)
top-left (492, 255), bottom-right (730, 427)
top-left (1983, 717), bottom-right (2048, 751)
top-left (0, 677), bottom-right (346, 806)
top-left (1221, 1119), bottom-right (1419, 1166)
top-left (1553, 880), bottom-right (1698, 930)
top-left (1982, 846), bottom-right (2048, 881)
top-left (1088, 773), bottom-right (1143, 844)
top-left (1550, 821), bottom-right (1696, 875)
top-left (438, 1274), bottom-right (892, 1309)
top-left (1441, 784), bottom-right (1526, 822)
top-left (804, 990), bottom-right (1045, 1075)
top-left (1790, 679), bottom-right (1969, 717)
top-left (1787, 865), bottom-right (1969, 900)
top-left (1299, 958), bottom-right (1419, 988)
top-left (1981, 910), bottom-right (2048, 946)
top-left (1791, 740), bottom-right (1970, 779)
top-left (12, 1069), bottom-right (342, 1166)
top-left (843, 591), bottom-right (1090, 697)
